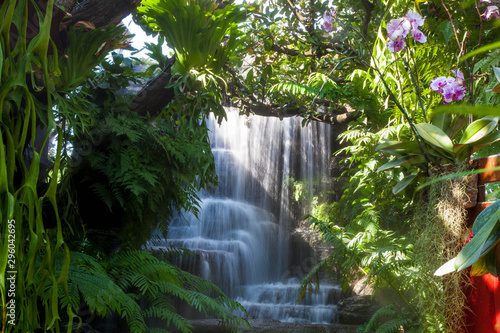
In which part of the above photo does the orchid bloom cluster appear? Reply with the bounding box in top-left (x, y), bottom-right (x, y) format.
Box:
top-left (386, 10), bottom-right (427, 52)
top-left (430, 69), bottom-right (467, 104)
top-left (322, 9), bottom-right (338, 32)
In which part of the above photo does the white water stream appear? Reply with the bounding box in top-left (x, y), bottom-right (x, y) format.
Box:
top-left (164, 109), bottom-right (341, 324)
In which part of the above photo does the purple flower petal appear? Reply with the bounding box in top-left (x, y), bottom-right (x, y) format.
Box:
top-left (387, 39), bottom-right (405, 52)
top-left (485, 6), bottom-right (500, 20)
top-left (324, 10), bottom-right (333, 22)
top-left (387, 18), bottom-right (410, 42)
top-left (322, 20), bottom-right (333, 32)
top-left (411, 29), bottom-right (427, 44)
top-left (406, 10), bottom-right (425, 30)
top-left (450, 69), bottom-right (465, 80)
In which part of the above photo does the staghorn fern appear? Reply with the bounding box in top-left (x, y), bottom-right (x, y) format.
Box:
top-left (53, 25), bottom-right (127, 91)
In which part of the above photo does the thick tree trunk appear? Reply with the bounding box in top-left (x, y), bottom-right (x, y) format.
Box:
top-left (130, 64), bottom-right (176, 118)
top-left (69, 0), bottom-right (141, 27)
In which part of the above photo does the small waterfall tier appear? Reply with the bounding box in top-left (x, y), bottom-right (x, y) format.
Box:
top-left (235, 283), bottom-right (343, 324)
top-left (163, 109), bottom-right (341, 324)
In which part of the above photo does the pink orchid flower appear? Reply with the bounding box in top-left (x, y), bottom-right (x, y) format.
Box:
top-left (430, 69), bottom-right (467, 104)
top-left (386, 10), bottom-right (426, 52)
top-left (484, 6), bottom-right (500, 20)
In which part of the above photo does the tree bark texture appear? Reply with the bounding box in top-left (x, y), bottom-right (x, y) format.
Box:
top-left (69, 0), bottom-right (141, 27)
top-left (130, 64), bottom-right (176, 118)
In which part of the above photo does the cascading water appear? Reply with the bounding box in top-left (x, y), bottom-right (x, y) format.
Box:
top-left (164, 108), bottom-right (343, 324)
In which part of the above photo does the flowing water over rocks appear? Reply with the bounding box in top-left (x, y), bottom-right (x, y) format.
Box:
top-left (159, 109), bottom-right (348, 326)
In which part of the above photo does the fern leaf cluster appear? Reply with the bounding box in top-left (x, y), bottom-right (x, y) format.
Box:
top-left (49, 250), bottom-right (250, 333)
top-left (364, 305), bottom-right (415, 333)
top-left (69, 93), bottom-right (218, 248)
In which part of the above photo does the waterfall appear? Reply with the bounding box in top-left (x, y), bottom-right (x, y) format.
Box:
top-left (164, 108), bottom-right (341, 324)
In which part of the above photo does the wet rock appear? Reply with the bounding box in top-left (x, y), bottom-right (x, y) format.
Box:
top-left (184, 318), bottom-right (359, 333)
top-left (337, 295), bottom-right (379, 325)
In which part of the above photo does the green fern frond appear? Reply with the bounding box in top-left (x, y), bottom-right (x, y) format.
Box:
top-left (148, 328), bottom-right (172, 333)
top-left (269, 82), bottom-right (317, 97)
top-left (365, 304), bottom-right (396, 332)
top-left (297, 256), bottom-right (330, 302)
top-left (307, 72), bottom-right (339, 89)
top-left (376, 317), bottom-right (413, 333)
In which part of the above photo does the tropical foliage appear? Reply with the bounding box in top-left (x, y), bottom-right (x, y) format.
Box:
top-left (285, 0), bottom-right (500, 332)
top-left (1, 0), bottom-right (500, 332)
top-left (0, 0), bottom-right (249, 332)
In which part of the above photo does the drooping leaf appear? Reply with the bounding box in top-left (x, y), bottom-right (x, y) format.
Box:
top-left (377, 155), bottom-right (424, 172)
top-left (453, 200), bottom-right (500, 271)
top-left (454, 214), bottom-right (498, 271)
top-left (434, 257), bottom-right (456, 276)
top-left (392, 174), bottom-right (418, 194)
top-left (470, 242), bottom-right (498, 276)
top-left (434, 104), bottom-right (500, 118)
top-left (472, 199), bottom-right (500, 235)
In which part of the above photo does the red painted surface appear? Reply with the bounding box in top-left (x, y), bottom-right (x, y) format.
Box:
top-left (442, 156), bottom-right (500, 331)
top-left (466, 273), bottom-right (500, 332)
top-left (463, 157), bottom-right (500, 333)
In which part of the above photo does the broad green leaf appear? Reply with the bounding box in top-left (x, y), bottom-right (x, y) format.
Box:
top-left (449, 116), bottom-right (469, 139)
top-left (415, 123), bottom-right (454, 153)
top-left (455, 213), bottom-right (499, 271)
top-left (459, 118), bottom-right (497, 144)
top-left (376, 141), bottom-right (420, 156)
top-left (473, 130), bottom-right (500, 152)
top-left (452, 143), bottom-right (470, 161)
top-left (430, 113), bottom-right (452, 134)
top-left (473, 199), bottom-right (500, 235)
top-left (493, 66), bottom-right (500, 83)
top-left (477, 227), bottom-right (500, 262)
top-left (434, 257), bottom-right (456, 276)
top-left (423, 143), bottom-right (455, 163)
top-left (392, 174), bottom-right (418, 194)
top-left (435, 104), bottom-right (500, 117)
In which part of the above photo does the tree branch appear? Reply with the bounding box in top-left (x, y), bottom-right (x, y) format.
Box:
top-left (360, 0), bottom-right (375, 38)
top-left (270, 40), bottom-right (359, 59)
top-left (234, 99), bottom-right (357, 124)
top-left (129, 61), bottom-right (176, 118)
top-left (287, 0), bottom-right (309, 28)
top-left (225, 66), bottom-right (357, 125)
